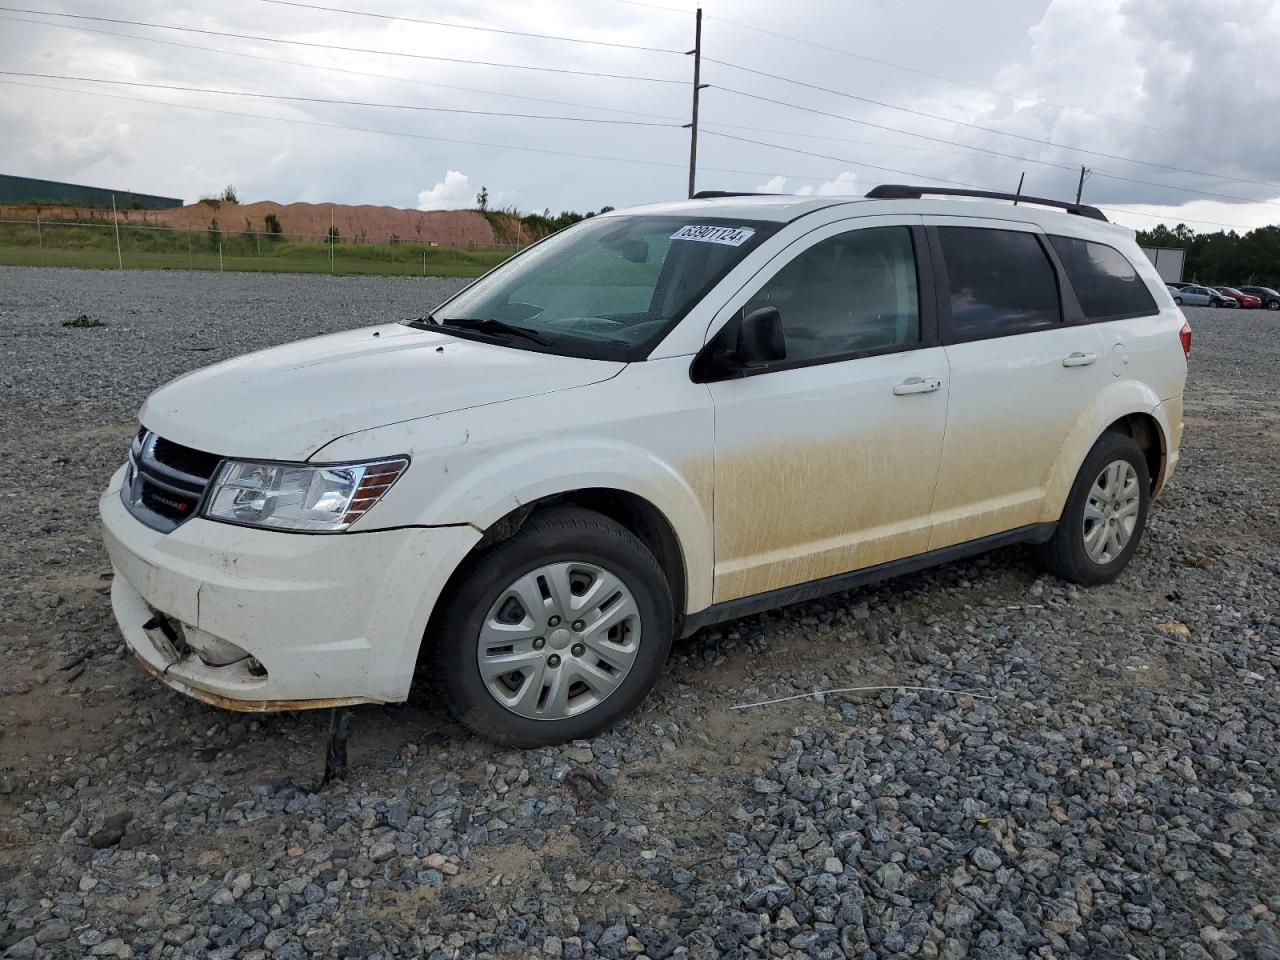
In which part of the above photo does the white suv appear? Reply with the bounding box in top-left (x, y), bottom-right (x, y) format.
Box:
top-left (100, 185), bottom-right (1190, 746)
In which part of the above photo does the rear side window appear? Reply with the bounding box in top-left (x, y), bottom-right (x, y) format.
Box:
top-left (938, 227), bottom-right (1061, 340)
top-left (1048, 235), bottom-right (1159, 320)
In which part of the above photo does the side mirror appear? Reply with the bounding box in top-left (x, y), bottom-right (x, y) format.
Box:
top-left (735, 306), bottom-right (786, 366)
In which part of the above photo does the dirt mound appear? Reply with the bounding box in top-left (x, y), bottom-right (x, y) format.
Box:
top-left (0, 199), bottom-right (526, 247)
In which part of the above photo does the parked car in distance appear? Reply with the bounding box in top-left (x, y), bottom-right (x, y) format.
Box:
top-left (1236, 285), bottom-right (1280, 310)
top-left (100, 186), bottom-right (1190, 746)
top-left (1215, 287), bottom-right (1260, 309)
top-left (1175, 284), bottom-right (1230, 307)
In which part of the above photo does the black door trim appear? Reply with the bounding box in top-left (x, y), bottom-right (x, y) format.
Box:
top-left (679, 522), bottom-right (1057, 638)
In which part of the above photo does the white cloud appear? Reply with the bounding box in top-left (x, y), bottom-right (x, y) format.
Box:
top-left (5, 0), bottom-right (1280, 227)
top-left (416, 170), bottom-right (476, 211)
top-left (0, 104), bottom-right (137, 179)
top-left (798, 171), bottom-right (859, 197)
top-left (755, 171), bottom-right (859, 197)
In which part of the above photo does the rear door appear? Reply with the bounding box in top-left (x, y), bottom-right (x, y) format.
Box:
top-left (1046, 232), bottom-right (1174, 397)
top-left (923, 218), bottom-right (1105, 549)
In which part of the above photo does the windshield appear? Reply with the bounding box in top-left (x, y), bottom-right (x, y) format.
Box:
top-left (416, 215), bottom-right (778, 360)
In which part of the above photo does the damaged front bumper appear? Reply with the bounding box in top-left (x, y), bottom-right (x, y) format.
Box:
top-left (99, 466), bottom-right (481, 711)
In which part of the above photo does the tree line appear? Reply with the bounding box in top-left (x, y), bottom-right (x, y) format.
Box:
top-left (1137, 222), bottom-right (1280, 288)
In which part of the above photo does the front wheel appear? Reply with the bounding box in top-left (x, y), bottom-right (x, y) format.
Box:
top-left (1268, 300), bottom-right (1280, 310)
top-left (427, 507), bottom-right (674, 747)
top-left (1035, 432), bottom-right (1151, 585)
top-left (1174, 297), bottom-right (1184, 305)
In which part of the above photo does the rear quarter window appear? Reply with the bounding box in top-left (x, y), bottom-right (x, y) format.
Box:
top-left (1048, 235), bottom-right (1159, 320)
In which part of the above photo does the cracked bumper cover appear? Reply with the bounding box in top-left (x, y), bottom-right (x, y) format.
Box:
top-left (99, 466), bottom-right (481, 709)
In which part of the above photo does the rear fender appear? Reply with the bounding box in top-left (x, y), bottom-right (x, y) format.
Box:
top-left (1039, 380), bottom-right (1171, 523)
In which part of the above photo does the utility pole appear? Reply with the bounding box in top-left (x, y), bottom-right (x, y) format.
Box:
top-left (686, 8), bottom-right (705, 199)
top-left (1075, 165), bottom-right (1092, 204)
top-left (1014, 171), bottom-right (1025, 205)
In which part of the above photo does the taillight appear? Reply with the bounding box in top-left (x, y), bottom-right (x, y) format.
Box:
top-left (1179, 320), bottom-right (1192, 358)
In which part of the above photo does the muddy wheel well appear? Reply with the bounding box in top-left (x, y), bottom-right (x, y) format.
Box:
top-left (422, 490), bottom-right (688, 662)
top-left (494, 490), bottom-right (688, 618)
top-left (1105, 413), bottom-right (1165, 490)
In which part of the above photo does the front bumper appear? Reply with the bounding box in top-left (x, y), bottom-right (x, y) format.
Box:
top-left (99, 467), bottom-right (481, 709)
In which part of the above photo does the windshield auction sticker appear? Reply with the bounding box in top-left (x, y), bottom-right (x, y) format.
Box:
top-left (670, 224), bottom-right (756, 246)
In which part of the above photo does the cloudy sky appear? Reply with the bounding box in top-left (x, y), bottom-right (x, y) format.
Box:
top-left (3, 0), bottom-right (1280, 233)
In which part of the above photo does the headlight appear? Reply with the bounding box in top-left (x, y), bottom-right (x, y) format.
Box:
top-left (204, 457), bottom-right (409, 532)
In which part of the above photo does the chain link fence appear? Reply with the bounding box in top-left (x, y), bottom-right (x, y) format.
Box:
top-left (0, 217), bottom-right (517, 278)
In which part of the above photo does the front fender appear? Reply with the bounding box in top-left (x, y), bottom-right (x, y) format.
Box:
top-left (433, 438), bottom-right (714, 614)
top-left (1038, 380), bottom-right (1175, 524)
top-left (312, 374), bottom-right (716, 613)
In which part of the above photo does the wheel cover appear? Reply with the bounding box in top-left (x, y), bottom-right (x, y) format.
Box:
top-left (477, 561), bottom-right (642, 721)
top-left (1083, 459), bottom-right (1141, 564)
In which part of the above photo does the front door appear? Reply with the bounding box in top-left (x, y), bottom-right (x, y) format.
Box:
top-left (705, 218), bottom-right (950, 603)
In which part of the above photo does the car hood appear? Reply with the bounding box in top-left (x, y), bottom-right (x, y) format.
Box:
top-left (140, 323), bottom-right (625, 461)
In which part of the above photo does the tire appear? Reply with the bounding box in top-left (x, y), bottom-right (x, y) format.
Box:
top-left (1268, 300), bottom-right (1280, 310)
top-left (1174, 297), bottom-right (1183, 305)
top-left (426, 507), bottom-right (674, 747)
top-left (1035, 432), bottom-right (1151, 586)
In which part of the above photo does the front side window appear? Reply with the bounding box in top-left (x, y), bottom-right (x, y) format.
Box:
top-left (1049, 235), bottom-right (1158, 320)
top-left (744, 226), bottom-right (920, 364)
top-left (939, 227), bottom-right (1061, 340)
top-left (422, 215), bottom-right (776, 360)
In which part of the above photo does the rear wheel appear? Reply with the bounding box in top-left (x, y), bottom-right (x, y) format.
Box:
top-left (1035, 432), bottom-right (1150, 585)
top-left (1268, 300), bottom-right (1280, 310)
top-left (428, 507), bottom-right (674, 747)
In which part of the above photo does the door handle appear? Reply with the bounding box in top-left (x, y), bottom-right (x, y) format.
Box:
top-left (1062, 351), bottom-right (1098, 367)
top-left (892, 376), bottom-right (942, 396)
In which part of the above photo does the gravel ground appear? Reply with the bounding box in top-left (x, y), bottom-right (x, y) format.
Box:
top-left (1, 266), bottom-right (1278, 960)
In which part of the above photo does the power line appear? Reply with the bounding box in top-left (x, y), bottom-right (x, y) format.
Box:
top-left (706, 59), bottom-right (1280, 194)
top-left (712, 84), bottom-right (1077, 169)
top-left (0, 71), bottom-right (687, 128)
top-left (0, 14), bottom-right (686, 122)
top-left (259, 0), bottom-right (685, 54)
top-left (0, 77), bottom-right (856, 187)
top-left (602, 0), bottom-right (1248, 152)
top-left (710, 86), bottom-right (1280, 210)
top-left (1100, 206), bottom-right (1257, 231)
top-left (8, 78), bottom-right (1267, 232)
top-left (701, 130), bottom-right (988, 190)
top-left (18, 2), bottom-right (1270, 210)
top-left (700, 14), bottom-right (1209, 146)
top-left (0, 7), bottom-right (689, 84)
top-left (702, 119), bottom-right (985, 159)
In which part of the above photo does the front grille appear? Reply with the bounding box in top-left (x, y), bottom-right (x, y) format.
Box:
top-left (152, 436), bottom-right (223, 479)
top-left (122, 431), bottom-right (223, 532)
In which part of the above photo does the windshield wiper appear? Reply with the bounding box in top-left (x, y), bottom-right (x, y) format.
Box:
top-left (435, 317), bottom-right (552, 345)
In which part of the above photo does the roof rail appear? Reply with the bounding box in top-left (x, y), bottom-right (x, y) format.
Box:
top-left (865, 184), bottom-right (1108, 222)
top-left (691, 190), bottom-right (781, 199)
